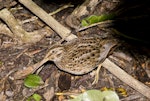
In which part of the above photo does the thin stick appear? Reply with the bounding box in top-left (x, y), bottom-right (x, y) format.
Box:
top-left (18, 0), bottom-right (77, 41)
top-left (102, 58), bottom-right (150, 99)
top-left (77, 20), bottom-right (113, 32)
top-left (49, 4), bottom-right (74, 16)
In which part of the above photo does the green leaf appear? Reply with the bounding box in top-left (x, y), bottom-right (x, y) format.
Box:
top-left (97, 14), bottom-right (115, 22)
top-left (69, 90), bottom-right (119, 101)
top-left (101, 91), bottom-right (120, 101)
top-left (81, 19), bottom-right (89, 26)
top-left (0, 61), bottom-right (3, 66)
top-left (32, 94), bottom-right (42, 101)
top-left (26, 93), bottom-right (42, 101)
top-left (81, 14), bottom-right (115, 26)
top-left (86, 15), bottom-right (100, 25)
top-left (24, 74), bottom-right (44, 88)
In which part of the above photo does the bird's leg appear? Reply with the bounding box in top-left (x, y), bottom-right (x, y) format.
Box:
top-left (92, 64), bottom-right (102, 85)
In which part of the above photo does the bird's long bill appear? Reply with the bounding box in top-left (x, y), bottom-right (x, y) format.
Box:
top-left (31, 58), bottom-right (50, 73)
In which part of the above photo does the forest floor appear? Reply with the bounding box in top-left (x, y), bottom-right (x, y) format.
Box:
top-left (0, 0), bottom-right (150, 101)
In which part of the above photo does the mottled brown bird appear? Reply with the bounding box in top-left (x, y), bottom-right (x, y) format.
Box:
top-left (33, 36), bottom-right (117, 75)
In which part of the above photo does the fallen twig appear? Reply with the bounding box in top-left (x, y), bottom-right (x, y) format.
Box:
top-left (102, 58), bottom-right (150, 99)
top-left (77, 20), bottom-right (113, 32)
top-left (18, 0), bottom-right (77, 41)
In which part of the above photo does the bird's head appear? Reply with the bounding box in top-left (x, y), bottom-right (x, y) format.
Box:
top-left (45, 45), bottom-right (64, 62)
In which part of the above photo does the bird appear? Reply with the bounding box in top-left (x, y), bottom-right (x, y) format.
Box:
top-left (32, 35), bottom-right (117, 75)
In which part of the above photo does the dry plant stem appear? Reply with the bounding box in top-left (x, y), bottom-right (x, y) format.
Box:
top-left (0, 8), bottom-right (43, 44)
top-left (49, 4), bottom-right (74, 16)
top-left (77, 20), bottom-right (113, 32)
top-left (102, 58), bottom-right (150, 99)
top-left (18, 0), bottom-right (77, 41)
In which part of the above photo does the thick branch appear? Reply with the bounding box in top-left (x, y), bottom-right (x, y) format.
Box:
top-left (18, 0), bottom-right (77, 41)
top-left (102, 58), bottom-right (150, 99)
top-left (0, 8), bottom-right (43, 44)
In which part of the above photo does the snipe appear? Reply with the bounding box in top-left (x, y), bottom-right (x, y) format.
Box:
top-left (33, 36), bottom-right (117, 75)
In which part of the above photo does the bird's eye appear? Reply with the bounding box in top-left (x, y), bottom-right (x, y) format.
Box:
top-left (52, 50), bottom-right (55, 53)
